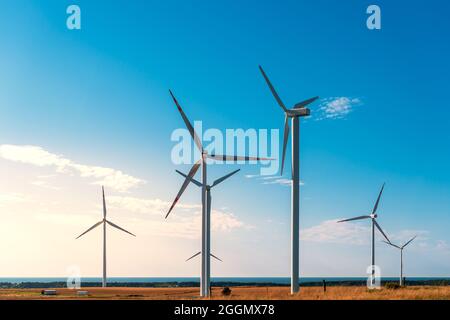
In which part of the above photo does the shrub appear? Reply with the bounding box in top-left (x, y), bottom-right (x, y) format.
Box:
top-left (385, 282), bottom-right (401, 289)
top-left (222, 287), bottom-right (231, 296)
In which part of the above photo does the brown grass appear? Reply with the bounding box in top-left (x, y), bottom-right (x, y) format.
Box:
top-left (1, 286), bottom-right (450, 300)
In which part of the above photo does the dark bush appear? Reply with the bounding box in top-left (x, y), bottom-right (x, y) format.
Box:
top-left (222, 287), bottom-right (232, 296)
top-left (384, 282), bottom-right (401, 289)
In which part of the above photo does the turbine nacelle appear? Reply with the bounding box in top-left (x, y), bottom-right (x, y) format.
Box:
top-left (286, 107), bottom-right (311, 118)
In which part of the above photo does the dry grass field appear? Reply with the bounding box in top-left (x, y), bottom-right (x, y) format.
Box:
top-left (1, 286), bottom-right (450, 300)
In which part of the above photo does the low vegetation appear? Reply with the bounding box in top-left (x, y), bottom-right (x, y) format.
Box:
top-left (1, 286), bottom-right (450, 300)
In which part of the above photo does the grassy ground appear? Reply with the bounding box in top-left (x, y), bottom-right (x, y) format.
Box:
top-left (1, 286), bottom-right (450, 300)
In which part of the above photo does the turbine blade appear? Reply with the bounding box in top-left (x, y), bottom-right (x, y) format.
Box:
top-left (258, 65), bottom-right (287, 112)
top-left (102, 186), bottom-right (107, 219)
top-left (372, 183), bottom-right (385, 215)
top-left (106, 220), bottom-right (136, 237)
top-left (207, 154), bottom-right (273, 162)
top-left (382, 240), bottom-right (401, 249)
top-left (402, 236), bottom-right (417, 249)
top-left (294, 96), bottom-right (319, 109)
top-left (211, 169), bottom-right (240, 188)
top-left (280, 115), bottom-right (289, 175)
top-left (186, 251), bottom-right (201, 262)
top-left (175, 170), bottom-right (203, 187)
top-left (210, 253), bottom-right (223, 262)
top-left (374, 220), bottom-right (390, 242)
top-left (337, 215), bottom-right (371, 223)
top-left (166, 160), bottom-right (202, 219)
top-left (76, 221), bottom-right (103, 239)
top-left (169, 90), bottom-right (203, 152)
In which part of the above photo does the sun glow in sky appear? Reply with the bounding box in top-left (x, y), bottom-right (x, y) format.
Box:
top-left (0, 0), bottom-right (450, 278)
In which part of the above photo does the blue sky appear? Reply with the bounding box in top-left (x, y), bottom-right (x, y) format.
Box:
top-left (0, 0), bottom-right (450, 278)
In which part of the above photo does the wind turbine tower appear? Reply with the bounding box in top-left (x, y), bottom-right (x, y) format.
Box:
top-left (383, 236), bottom-right (416, 286)
top-left (166, 90), bottom-right (270, 297)
top-left (259, 66), bottom-right (319, 294)
top-left (177, 168), bottom-right (240, 292)
top-left (76, 186), bottom-right (136, 287)
top-left (338, 183), bottom-right (390, 285)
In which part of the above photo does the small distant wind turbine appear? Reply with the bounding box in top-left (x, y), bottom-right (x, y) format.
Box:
top-left (76, 186), bottom-right (135, 287)
top-left (259, 65), bottom-right (319, 294)
top-left (338, 183), bottom-right (390, 284)
top-left (176, 168), bottom-right (239, 290)
top-left (383, 236), bottom-right (416, 286)
top-left (166, 90), bottom-right (270, 297)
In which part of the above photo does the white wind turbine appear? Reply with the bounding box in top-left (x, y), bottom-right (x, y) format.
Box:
top-left (338, 183), bottom-right (390, 284)
top-left (166, 90), bottom-right (270, 297)
top-left (383, 236), bottom-right (416, 286)
top-left (259, 65), bottom-right (319, 294)
top-left (76, 186), bottom-right (135, 288)
top-left (177, 168), bottom-right (240, 293)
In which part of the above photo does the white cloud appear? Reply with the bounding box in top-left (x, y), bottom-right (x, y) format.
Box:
top-left (436, 240), bottom-right (450, 252)
top-left (31, 179), bottom-right (61, 190)
top-left (246, 175), bottom-right (304, 187)
top-left (281, 217), bottom-right (447, 261)
top-left (262, 178), bottom-right (304, 186)
top-left (106, 195), bottom-right (247, 238)
top-left (300, 219), bottom-right (428, 247)
top-left (34, 212), bottom-right (96, 226)
top-left (389, 229), bottom-right (429, 244)
top-left (0, 145), bottom-right (145, 192)
top-left (211, 210), bottom-right (244, 231)
top-left (301, 219), bottom-right (370, 245)
top-left (0, 193), bottom-right (27, 206)
top-left (107, 196), bottom-right (200, 215)
top-left (317, 97), bottom-right (362, 120)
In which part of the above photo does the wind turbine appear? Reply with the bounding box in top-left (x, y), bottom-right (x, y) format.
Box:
top-left (166, 90), bottom-right (270, 297)
top-left (383, 236), bottom-right (416, 286)
top-left (76, 186), bottom-right (135, 287)
top-left (177, 168), bottom-right (239, 292)
top-left (259, 65), bottom-right (319, 294)
top-left (338, 183), bottom-right (390, 285)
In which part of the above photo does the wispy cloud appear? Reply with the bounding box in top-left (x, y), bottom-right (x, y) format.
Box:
top-left (389, 229), bottom-right (429, 244)
top-left (316, 97), bottom-right (362, 120)
top-left (0, 145), bottom-right (145, 192)
top-left (300, 219), bottom-right (428, 247)
top-left (301, 219), bottom-right (370, 245)
top-left (107, 196), bottom-right (199, 216)
top-left (261, 177), bottom-right (304, 186)
top-left (107, 195), bottom-right (247, 238)
top-left (31, 195), bottom-right (247, 240)
top-left (246, 175), bottom-right (304, 187)
top-left (34, 212), bottom-right (97, 226)
top-left (0, 193), bottom-right (27, 206)
top-left (31, 175), bottom-right (61, 190)
top-left (436, 240), bottom-right (450, 253)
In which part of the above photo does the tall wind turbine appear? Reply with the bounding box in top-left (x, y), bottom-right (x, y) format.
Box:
top-left (177, 168), bottom-right (239, 293)
top-left (338, 183), bottom-right (390, 285)
top-left (76, 186), bottom-right (135, 287)
top-left (259, 65), bottom-right (319, 294)
top-left (166, 90), bottom-right (270, 297)
top-left (383, 236), bottom-right (416, 286)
